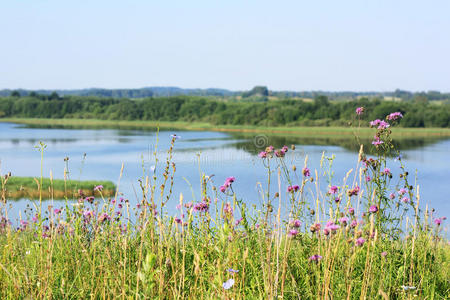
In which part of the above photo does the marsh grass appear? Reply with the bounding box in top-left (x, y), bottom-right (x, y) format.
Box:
top-left (0, 112), bottom-right (449, 299)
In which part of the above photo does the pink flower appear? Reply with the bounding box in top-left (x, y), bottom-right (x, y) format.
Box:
top-left (308, 254), bottom-right (322, 262)
top-left (302, 167), bottom-right (310, 177)
top-left (383, 168), bottom-right (391, 176)
top-left (348, 207), bottom-right (355, 215)
top-left (288, 229), bottom-right (298, 237)
top-left (258, 151), bottom-right (267, 158)
top-left (94, 185), bottom-right (103, 192)
top-left (356, 238), bottom-right (366, 246)
top-left (339, 217), bottom-right (349, 225)
top-left (290, 219), bottom-right (301, 228)
top-left (386, 112), bottom-right (403, 121)
top-left (381, 251), bottom-right (388, 257)
top-left (356, 107), bottom-right (364, 115)
top-left (350, 220), bottom-right (357, 228)
top-left (328, 185), bottom-right (338, 194)
top-left (54, 208), bottom-right (62, 214)
top-left (281, 145), bottom-right (289, 153)
top-left (223, 202), bottom-right (233, 216)
top-left (365, 176), bottom-right (371, 182)
top-left (389, 193), bottom-right (395, 200)
top-left (347, 186), bottom-right (360, 197)
top-left (398, 188), bottom-right (407, 195)
top-left (369, 205), bottom-right (378, 213)
top-left (401, 197), bottom-right (409, 203)
top-left (369, 119), bottom-right (390, 130)
top-left (372, 136), bottom-right (384, 146)
top-left (193, 201), bottom-right (209, 213)
top-left (287, 185), bottom-right (300, 193)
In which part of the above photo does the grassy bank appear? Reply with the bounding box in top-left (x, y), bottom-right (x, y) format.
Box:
top-left (2, 117), bottom-right (450, 138)
top-left (2, 176), bottom-right (115, 200)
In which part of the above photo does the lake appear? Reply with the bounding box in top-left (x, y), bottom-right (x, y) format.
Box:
top-left (0, 122), bottom-right (449, 223)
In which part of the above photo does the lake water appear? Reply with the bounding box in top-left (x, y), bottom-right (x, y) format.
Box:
top-left (0, 122), bottom-right (449, 224)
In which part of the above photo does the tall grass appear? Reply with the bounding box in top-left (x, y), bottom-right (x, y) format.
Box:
top-left (0, 110), bottom-right (448, 299)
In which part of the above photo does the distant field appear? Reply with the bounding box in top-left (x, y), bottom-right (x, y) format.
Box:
top-left (1, 118), bottom-right (450, 138)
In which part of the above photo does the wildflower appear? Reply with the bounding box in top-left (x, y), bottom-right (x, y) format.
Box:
top-left (365, 176), bottom-right (371, 182)
top-left (350, 220), bottom-right (357, 228)
top-left (401, 197), bottom-right (409, 203)
top-left (258, 151), bottom-right (267, 158)
top-left (223, 202), bottom-right (233, 216)
top-left (175, 217), bottom-right (182, 224)
top-left (94, 185), bottom-right (103, 192)
top-left (220, 176), bottom-right (236, 193)
top-left (356, 237), bottom-right (366, 246)
top-left (334, 196), bottom-right (341, 203)
top-left (265, 145), bottom-right (274, 153)
top-left (235, 218), bottom-right (243, 225)
top-left (20, 220), bottom-right (28, 229)
top-left (226, 268), bottom-right (239, 273)
top-left (308, 254), bottom-right (323, 262)
top-left (310, 223), bottom-right (321, 233)
top-left (170, 134), bottom-right (180, 139)
top-left (389, 193), bottom-right (395, 200)
top-left (328, 185), bottom-right (338, 194)
top-left (347, 186), bottom-right (360, 197)
top-left (287, 185), bottom-right (300, 193)
top-left (54, 208), bottom-right (62, 214)
top-left (222, 278), bottom-right (235, 290)
top-left (383, 168), bottom-right (391, 176)
top-left (290, 219), bottom-right (301, 228)
top-left (32, 214), bottom-right (38, 222)
top-left (302, 167), bottom-right (311, 177)
top-left (386, 112), bottom-right (403, 121)
top-left (220, 185), bottom-right (227, 193)
top-left (288, 229), bottom-right (299, 237)
top-left (339, 217), bottom-right (349, 225)
top-left (281, 145), bottom-right (289, 153)
top-left (372, 136), bottom-right (384, 146)
top-left (325, 221), bottom-right (340, 232)
top-left (184, 202), bottom-right (193, 209)
top-left (369, 205), bottom-right (378, 213)
top-left (97, 213), bottom-right (111, 223)
top-left (398, 188), bottom-right (408, 196)
top-left (193, 201), bottom-right (209, 213)
top-left (434, 217), bottom-right (446, 226)
top-left (274, 150), bottom-right (284, 157)
top-left (348, 207), bottom-right (355, 215)
top-left (356, 107), bottom-right (364, 115)
top-left (381, 251), bottom-right (388, 257)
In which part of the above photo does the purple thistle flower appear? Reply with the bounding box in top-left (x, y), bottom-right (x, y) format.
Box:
top-left (339, 217), bottom-right (349, 225)
top-left (258, 151), bottom-right (267, 158)
top-left (193, 201), bottom-right (209, 213)
top-left (348, 207), bottom-right (355, 215)
top-left (350, 220), bottom-right (357, 228)
top-left (226, 268), bottom-right (239, 273)
top-left (369, 205), bottom-right (378, 213)
top-left (288, 229), bottom-right (299, 237)
top-left (328, 185), bottom-right (338, 194)
top-left (308, 254), bottom-right (323, 262)
top-left (401, 197), bottom-right (409, 203)
top-left (290, 219), bottom-right (301, 228)
top-left (356, 107), bottom-right (364, 115)
top-left (287, 185), bottom-right (300, 193)
top-left (386, 112), bottom-right (403, 121)
top-left (302, 167), bottom-right (311, 177)
top-left (381, 251), bottom-right (388, 257)
top-left (389, 193), bottom-right (395, 200)
top-left (93, 185), bottom-right (103, 192)
top-left (54, 208), bottom-right (62, 214)
top-left (356, 238), bottom-right (366, 246)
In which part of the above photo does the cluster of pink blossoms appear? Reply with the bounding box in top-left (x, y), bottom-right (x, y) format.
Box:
top-left (386, 112), bottom-right (403, 121)
top-left (220, 176), bottom-right (235, 193)
top-left (302, 167), bottom-right (310, 177)
top-left (347, 186), bottom-right (360, 197)
top-left (372, 136), bottom-right (384, 146)
top-left (370, 119), bottom-right (390, 130)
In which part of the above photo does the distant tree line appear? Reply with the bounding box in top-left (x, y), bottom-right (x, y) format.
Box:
top-left (0, 93), bottom-right (449, 127)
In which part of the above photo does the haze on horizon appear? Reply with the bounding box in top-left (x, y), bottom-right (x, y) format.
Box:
top-left (1, 0), bottom-right (449, 92)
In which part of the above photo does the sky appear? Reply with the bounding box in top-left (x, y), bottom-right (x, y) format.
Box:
top-left (0, 0), bottom-right (449, 92)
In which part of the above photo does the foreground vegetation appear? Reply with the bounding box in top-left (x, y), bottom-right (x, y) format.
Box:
top-left (0, 92), bottom-right (449, 128)
top-left (0, 107), bottom-right (448, 298)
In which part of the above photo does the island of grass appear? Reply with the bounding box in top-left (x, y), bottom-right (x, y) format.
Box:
top-left (1, 176), bottom-right (115, 200)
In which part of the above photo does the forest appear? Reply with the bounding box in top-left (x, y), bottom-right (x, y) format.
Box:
top-left (0, 93), bottom-right (449, 128)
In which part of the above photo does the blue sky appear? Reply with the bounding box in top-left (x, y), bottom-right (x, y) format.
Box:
top-left (1, 1), bottom-right (449, 91)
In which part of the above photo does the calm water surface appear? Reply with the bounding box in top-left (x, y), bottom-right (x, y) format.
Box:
top-left (0, 122), bottom-right (449, 223)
